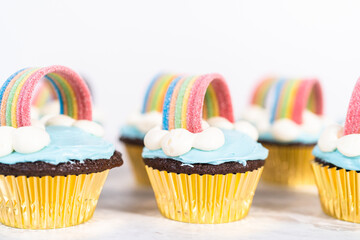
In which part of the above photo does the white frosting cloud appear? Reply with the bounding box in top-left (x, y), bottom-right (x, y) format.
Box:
top-left (337, 134), bottom-right (360, 157)
top-left (201, 120), bottom-right (210, 130)
top-left (161, 129), bottom-right (196, 156)
top-left (143, 115), bottom-right (262, 157)
top-left (45, 115), bottom-right (105, 137)
top-left (0, 127), bottom-right (16, 157)
top-left (317, 123), bottom-right (360, 157)
top-left (31, 118), bottom-right (46, 130)
top-left (242, 105), bottom-right (270, 133)
top-left (73, 120), bottom-right (105, 137)
top-left (206, 117), bottom-right (259, 141)
top-left (207, 117), bottom-right (234, 130)
top-left (234, 121), bottom-right (259, 141)
top-left (144, 127), bottom-right (168, 150)
top-left (40, 100), bottom-right (60, 117)
top-left (271, 119), bottom-right (301, 142)
top-left (46, 115), bottom-right (76, 126)
top-left (318, 124), bottom-right (343, 152)
top-left (193, 127), bottom-right (225, 151)
top-left (40, 114), bottom-right (56, 125)
top-left (302, 110), bottom-right (324, 136)
top-left (0, 126), bottom-right (50, 157)
top-left (144, 127), bottom-right (225, 157)
top-left (0, 114), bottom-right (105, 158)
top-left (242, 105), bottom-right (332, 142)
top-left (127, 111), bottom-right (162, 133)
top-left (12, 126), bottom-right (50, 154)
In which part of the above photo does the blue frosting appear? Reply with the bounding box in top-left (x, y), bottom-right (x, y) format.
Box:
top-left (259, 131), bottom-right (318, 144)
top-left (142, 129), bottom-right (268, 165)
top-left (120, 125), bottom-right (145, 140)
top-left (313, 146), bottom-right (360, 171)
top-left (0, 126), bottom-right (115, 165)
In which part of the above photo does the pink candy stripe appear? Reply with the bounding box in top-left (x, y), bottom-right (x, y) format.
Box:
top-left (291, 79), bottom-right (323, 124)
top-left (344, 78), bottom-right (360, 135)
top-left (186, 73), bottom-right (234, 133)
top-left (17, 65), bottom-right (92, 127)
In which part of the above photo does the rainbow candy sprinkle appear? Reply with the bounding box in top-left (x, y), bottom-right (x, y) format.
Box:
top-left (0, 65), bottom-right (92, 128)
top-left (162, 73), bottom-right (234, 133)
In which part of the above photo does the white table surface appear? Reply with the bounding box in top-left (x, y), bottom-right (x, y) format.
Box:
top-left (0, 157), bottom-right (360, 240)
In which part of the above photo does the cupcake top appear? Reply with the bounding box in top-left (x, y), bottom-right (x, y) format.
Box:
top-left (313, 78), bottom-right (360, 171)
top-left (243, 78), bottom-right (329, 144)
top-left (142, 74), bottom-right (268, 166)
top-left (0, 66), bottom-right (115, 165)
top-left (120, 74), bottom-right (177, 140)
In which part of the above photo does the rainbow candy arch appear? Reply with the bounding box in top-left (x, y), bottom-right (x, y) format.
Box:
top-left (269, 79), bottom-right (323, 124)
top-left (162, 73), bottom-right (234, 133)
top-left (344, 78), bottom-right (360, 135)
top-left (141, 74), bottom-right (178, 113)
top-left (0, 65), bottom-right (92, 128)
top-left (250, 77), bottom-right (277, 107)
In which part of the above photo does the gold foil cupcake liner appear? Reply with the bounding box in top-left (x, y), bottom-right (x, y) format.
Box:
top-left (145, 165), bottom-right (263, 224)
top-left (124, 143), bottom-right (151, 186)
top-left (312, 161), bottom-right (360, 223)
top-left (0, 170), bottom-right (109, 229)
top-left (261, 144), bottom-right (315, 186)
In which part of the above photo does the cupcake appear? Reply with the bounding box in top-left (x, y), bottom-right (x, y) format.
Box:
top-left (0, 65), bottom-right (123, 229)
top-left (142, 74), bottom-right (268, 224)
top-left (243, 78), bottom-right (327, 186)
top-left (312, 78), bottom-right (360, 223)
top-left (120, 74), bottom-right (177, 186)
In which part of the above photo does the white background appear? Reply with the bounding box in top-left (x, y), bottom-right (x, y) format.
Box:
top-left (1, 0), bottom-right (360, 143)
top-left (1, 1), bottom-right (360, 239)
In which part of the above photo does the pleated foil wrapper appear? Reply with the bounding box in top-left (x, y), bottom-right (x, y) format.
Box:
top-left (261, 143), bottom-right (315, 186)
top-left (145, 165), bottom-right (263, 224)
top-left (0, 170), bottom-right (109, 229)
top-left (312, 161), bottom-right (360, 223)
top-left (124, 143), bottom-right (151, 186)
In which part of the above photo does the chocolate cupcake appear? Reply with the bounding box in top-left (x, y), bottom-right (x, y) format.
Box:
top-left (120, 74), bottom-right (177, 186)
top-left (312, 78), bottom-right (360, 223)
top-left (0, 66), bottom-right (123, 229)
top-left (142, 74), bottom-right (268, 224)
top-left (243, 78), bottom-right (328, 186)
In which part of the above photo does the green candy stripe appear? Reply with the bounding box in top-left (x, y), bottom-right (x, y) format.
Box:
top-left (47, 73), bottom-right (74, 117)
top-left (174, 76), bottom-right (192, 129)
top-left (6, 68), bottom-right (37, 126)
